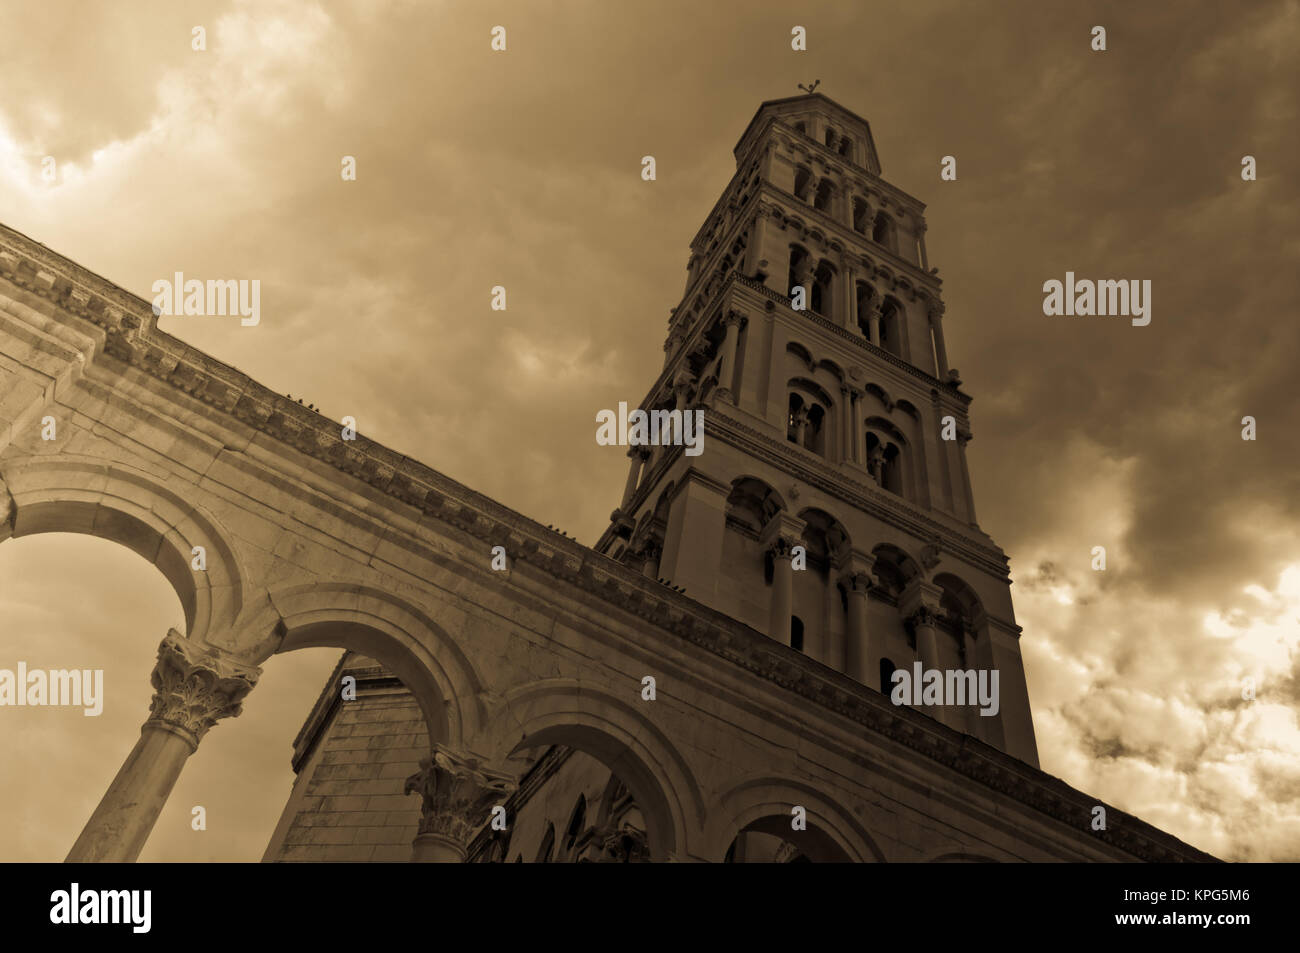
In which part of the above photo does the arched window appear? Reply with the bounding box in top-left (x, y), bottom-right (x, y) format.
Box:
top-left (811, 260), bottom-right (835, 317)
top-left (794, 121), bottom-right (807, 136)
top-left (804, 403), bottom-right (826, 455)
top-left (793, 166), bottom-right (815, 203)
top-left (856, 283), bottom-right (876, 338)
top-left (881, 444), bottom-right (903, 495)
top-left (813, 178), bottom-right (834, 214)
top-left (838, 136), bottom-right (853, 160)
top-left (788, 388), bottom-right (830, 457)
top-left (787, 245), bottom-right (812, 300)
top-left (787, 392), bottom-right (805, 444)
top-left (852, 198), bottom-right (870, 234)
top-left (865, 429), bottom-right (906, 498)
top-left (872, 214), bottom-right (897, 253)
top-left (536, 823), bottom-right (556, 863)
top-left (880, 657), bottom-right (897, 694)
top-left (879, 299), bottom-right (903, 358)
top-left (791, 616), bottom-right (805, 653)
top-left (825, 127), bottom-right (837, 148)
top-left (564, 795), bottom-right (587, 851)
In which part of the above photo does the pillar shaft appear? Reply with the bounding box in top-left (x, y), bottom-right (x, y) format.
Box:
top-left (67, 629), bottom-right (259, 862)
top-left (621, 448), bottom-right (645, 508)
top-left (844, 580), bottom-right (871, 683)
top-left (769, 544), bottom-right (794, 645)
top-left (716, 312), bottom-right (743, 400)
top-left (66, 725), bottom-right (192, 862)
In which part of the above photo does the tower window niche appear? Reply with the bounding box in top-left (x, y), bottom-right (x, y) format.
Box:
top-left (788, 390), bottom-right (829, 457)
top-left (813, 178), bottom-right (834, 214)
top-left (880, 657), bottom-right (897, 694)
top-left (811, 261), bottom-right (835, 317)
top-left (872, 213), bottom-right (897, 254)
top-left (791, 616), bottom-right (805, 653)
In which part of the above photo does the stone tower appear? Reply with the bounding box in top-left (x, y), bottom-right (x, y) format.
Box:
top-left (596, 93), bottom-right (1038, 765)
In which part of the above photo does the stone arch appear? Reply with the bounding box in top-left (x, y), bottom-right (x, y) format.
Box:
top-left (785, 340), bottom-right (815, 371)
top-left (267, 581), bottom-right (487, 750)
top-left (477, 679), bottom-right (706, 860)
top-left (725, 475), bottom-right (787, 534)
top-left (932, 571), bottom-right (985, 622)
top-left (871, 543), bottom-right (924, 597)
top-left (0, 455), bottom-right (247, 645)
top-left (713, 775), bottom-right (885, 862)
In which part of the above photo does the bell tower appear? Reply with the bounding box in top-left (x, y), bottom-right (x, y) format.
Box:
top-left (596, 93), bottom-right (1039, 766)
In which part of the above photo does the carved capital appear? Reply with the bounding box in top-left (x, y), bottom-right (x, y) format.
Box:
top-left (574, 823), bottom-right (650, 863)
top-left (907, 606), bottom-right (941, 630)
top-left (145, 629), bottom-right (260, 750)
top-left (722, 309), bottom-right (746, 329)
top-left (404, 745), bottom-right (516, 849)
top-left (840, 570), bottom-right (874, 594)
top-left (768, 536), bottom-right (797, 561)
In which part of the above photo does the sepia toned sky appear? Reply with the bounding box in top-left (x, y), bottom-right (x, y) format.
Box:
top-left (0, 0), bottom-right (1297, 861)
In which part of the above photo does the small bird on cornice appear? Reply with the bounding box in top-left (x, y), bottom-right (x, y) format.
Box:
top-left (798, 80), bottom-right (821, 95)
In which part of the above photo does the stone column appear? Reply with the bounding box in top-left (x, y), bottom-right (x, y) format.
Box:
top-left (66, 630), bottom-right (259, 862)
top-left (839, 550), bottom-right (877, 684)
top-left (900, 579), bottom-right (949, 724)
top-left (839, 386), bottom-right (853, 465)
top-left (663, 331), bottom-right (683, 371)
top-left (761, 513), bottom-right (806, 646)
top-left (715, 310), bottom-right (744, 402)
top-left (621, 447), bottom-right (648, 508)
top-left (957, 430), bottom-right (978, 524)
top-left (404, 745), bottom-right (516, 862)
top-left (769, 539), bottom-right (795, 646)
top-left (843, 267), bottom-right (858, 331)
top-left (928, 301), bottom-right (949, 378)
top-left (917, 222), bottom-right (929, 271)
top-left (746, 211), bottom-right (771, 282)
top-left (640, 541), bottom-right (662, 580)
top-left (850, 389), bottom-right (865, 466)
top-left (865, 301), bottom-right (882, 347)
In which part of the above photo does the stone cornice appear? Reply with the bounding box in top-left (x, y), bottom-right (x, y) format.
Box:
top-left (0, 223), bottom-right (1211, 863)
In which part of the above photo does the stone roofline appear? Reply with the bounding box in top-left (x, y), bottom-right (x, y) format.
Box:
top-left (0, 223), bottom-right (1216, 863)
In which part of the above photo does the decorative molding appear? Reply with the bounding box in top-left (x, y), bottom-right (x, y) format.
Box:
top-left (145, 629), bottom-right (260, 750)
top-left (404, 744), bottom-right (517, 848)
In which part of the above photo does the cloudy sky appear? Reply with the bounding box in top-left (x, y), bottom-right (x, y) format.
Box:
top-left (0, 0), bottom-right (1296, 862)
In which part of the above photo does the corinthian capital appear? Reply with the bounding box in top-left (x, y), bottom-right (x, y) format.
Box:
top-left (404, 745), bottom-right (516, 849)
top-left (146, 629), bottom-right (261, 750)
top-left (906, 605), bottom-right (941, 630)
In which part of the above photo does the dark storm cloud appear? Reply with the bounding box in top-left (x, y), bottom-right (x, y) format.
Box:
top-left (0, 0), bottom-right (1295, 860)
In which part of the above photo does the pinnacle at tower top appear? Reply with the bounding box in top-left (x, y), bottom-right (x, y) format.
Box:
top-left (596, 93), bottom-right (1039, 767)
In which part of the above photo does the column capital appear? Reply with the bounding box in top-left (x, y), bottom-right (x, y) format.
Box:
top-left (721, 308), bottom-right (747, 329)
top-left (760, 511), bottom-right (806, 555)
top-left (627, 445), bottom-right (651, 461)
top-left (927, 299), bottom-right (945, 320)
top-left (899, 578), bottom-right (944, 620)
top-left (146, 629), bottom-right (260, 751)
top-left (404, 744), bottom-right (517, 856)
